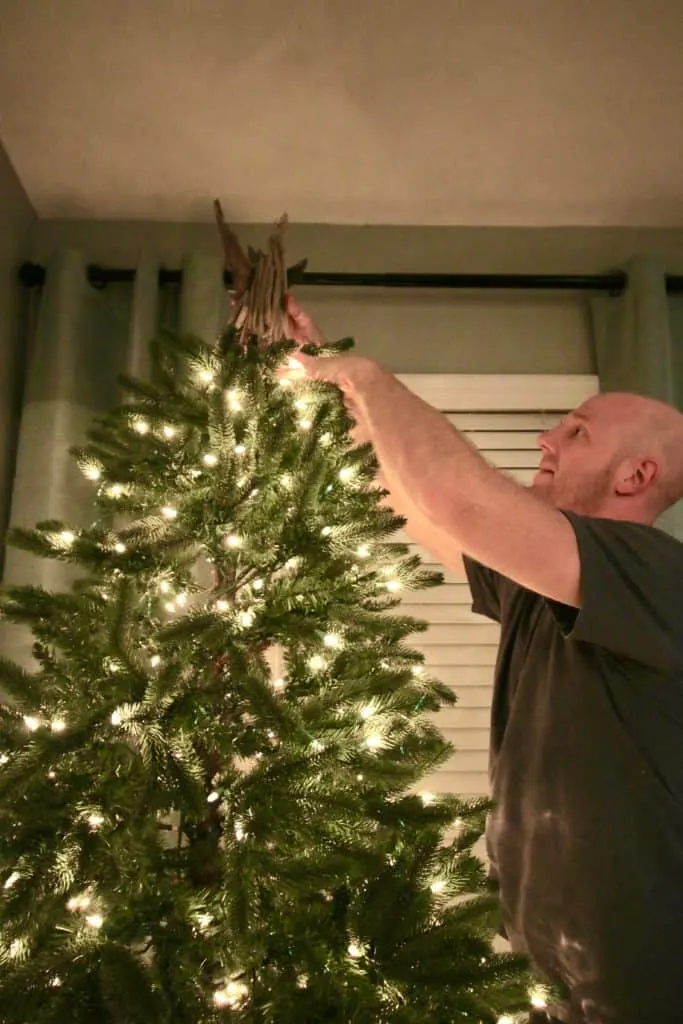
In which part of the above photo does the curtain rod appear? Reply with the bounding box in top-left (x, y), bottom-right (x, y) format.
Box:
top-left (16, 261), bottom-right (683, 294)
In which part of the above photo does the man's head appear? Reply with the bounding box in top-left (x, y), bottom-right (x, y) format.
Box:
top-left (532, 391), bottom-right (683, 523)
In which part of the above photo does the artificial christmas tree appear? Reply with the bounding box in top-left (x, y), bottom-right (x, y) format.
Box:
top-left (0, 206), bottom-right (537, 1023)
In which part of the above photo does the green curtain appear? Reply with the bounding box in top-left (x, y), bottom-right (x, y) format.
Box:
top-left (0, 247), bottom-right (227, 665)
top-left (589, 255), bottom-right (683, 540)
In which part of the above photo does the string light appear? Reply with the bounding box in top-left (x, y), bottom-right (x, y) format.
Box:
top-left (51, 718), bottom-right (66, 733)
top-left (234, 820), bottom-right (246, 841)
top-left (203, 453), bottom-right (218, 467)
top-left (227, 389), bottom-right (242, 412)
top-left (338, 466), bottom-right (354, 483)
top-left (162, 424), bottom-right (176, 439)
top-left (239, 611), bottom-right (255, 628)
top-left (356, 544), bottom-right (370, 558)
top-left (272, 678), bottom-right (286, 691)
top-left (3, 872), bottom-right (20, 890)
top-left (83, 465), bottom-right (101, 481)
top-left (365, 734), bottom-right (383, 750)
top-left (133, 418), bottom-right (149, 434)
top-left (235, 444), bottom-right (246, 455)
top-left (411, 665), bottom-right (424, 677)
top-left (158, 580), bottom-right (171, 594)
top-left (308, 655), bottom-right (326, 672)
top-left (347, 942), bottom-right (364, 959)
top-left (298, 418), bottom-right (312, 430)
top-left (175, 593), bottom-right (187, 607)
top-left (321, 526), bottom-right (332, 537)
top-left (252, 578), bottom-right (263, 590)
top-left (111, 711), bottom-right (122, 726)
top-left (150, 655), bottom-right (161, 668)
top-left (197, 368), bottom-right (214, 385)
top-left (23, 716), bottom-right (40, 732)
top-left (225, 534), bottom-right (242, 548)
top-left (430, 879), bottom-right (446, 894)
top-left (87, 813), bottom-right (105, 830)
top-left (323, 633), bottom-right (342, 649)
top-left (386, 579), bottom-right (401, 592)
top-left (207, 791), bottom-right (220, 804)
top-left (360, 705), bottom-right (374, 720)
top-left (530, 986), bottom-right (549, 1009)
top-left (114, 542), bottom-right (126, 554)
top-left (85, 913), bottom-right (104, 930)
top-left (420, 792), bottom-right (435, 806)
top-left (213, 981), bottom-right (248, 1008)
top-left (59, 530), bottom-right (75, 545)
top-left (161, 506), bottom-right (178, 519)
top-left (108, 484), bottom-right (124, 498)
top-left (215, 599), bottom-right (230, 613)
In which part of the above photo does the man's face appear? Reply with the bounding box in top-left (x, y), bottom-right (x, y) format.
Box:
top-left (531, 398), bottom-right (623, 514)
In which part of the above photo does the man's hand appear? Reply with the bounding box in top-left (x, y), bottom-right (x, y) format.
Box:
top-left (285, 294), bottom-right (326, 347)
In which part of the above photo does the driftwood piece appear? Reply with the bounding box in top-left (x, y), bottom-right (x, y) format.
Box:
top-left (213, 198), bottom-right (292, 346)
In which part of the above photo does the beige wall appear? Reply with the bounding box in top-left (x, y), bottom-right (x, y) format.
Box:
top-left (33, 220), bottom-right (683, 375)
top-left (0, 140), bottom-right (36, 569)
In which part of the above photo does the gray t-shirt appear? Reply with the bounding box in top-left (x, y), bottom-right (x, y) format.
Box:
top-left (463, 510), bottom-right (683, 1024)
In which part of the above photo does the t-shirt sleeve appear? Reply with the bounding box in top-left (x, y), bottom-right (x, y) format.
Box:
top-left (463, 555), bottom-right (503, 623)
top-left (548, 511), bottom-right (683, 672)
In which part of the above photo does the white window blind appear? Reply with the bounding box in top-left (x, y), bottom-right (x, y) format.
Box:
top-left (396, 374), bottom-right (599, 800)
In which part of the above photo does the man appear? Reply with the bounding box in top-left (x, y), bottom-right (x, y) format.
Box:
top-left (282, 296), bottom-right (683, 1024)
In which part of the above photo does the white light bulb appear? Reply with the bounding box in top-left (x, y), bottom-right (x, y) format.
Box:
top-left (111, 711), bottom-right (122, 726)
top-left (294, 398), bottom-right (307, 411)
top-left (197, 368), bottom-right (214, 384)
top-left (51, 719), bottom-right (66, 733)
top-left (4, 871), bottom-right (20, 890)
top-left (281, 472), bottom-right (293, 488)
top-left (430, 879), bottom-right (446, 894)
top-left (498, 1017), bottom-right (515, 1024)
top-left (347, 942), bottom-right (364, 959)
top-left (227, 389), bottom-right (242, 411)
top-left (225, 534), bottom-right (242, 548)
top-left (235, 444), bottom-right (246, 455)
top-left (356, 544), bottom-right (370, 558)
top-left (420, 792), bottom-right (436, 806)
top-left (83, 465), bottom-right (101, 481)
top-left (203, 453), bottom-right (218, 466)
top-left (207, 791), bottom-right (220, 804)
top-left (366, 735), bottom-right (382, 749)
top-left (386, 579), bottom-right (401, 592)
top-left (530, 986), bottom-right (549, 1009)
top-left (87, 813), bottom-right (105, 829)
top-left (252, 578), bottom-right (263, 590)
top-left (320, 432), bottom-right (332, 446)
top-left (321, 526), bottom-right (332, 537)
top-left (234, 820), bottom-right (246, 841)
top-left (150, 655), bottom-right (161, 668)
top-left (0, 753), bottom-right (9, 765)
top-left (272, 678), bottom-right (286, 691)
top-left (114, 542), bottom-right (126, 554)
top-left (311, 740), bottom-right (324, 753)
top-left (299, 419), bottom-right (312, 430)
top-left (308, 655), bottom-right (326, 672)
top-left (164, 602), bottom-right (176, 614)
top-left (356, 774), bottom-right (364, 781)
top-left (133, 419), bottom-right (149, 434)
top-left (59, 530), bottom-right (75, 545)
top-left (163, 425), bottom-right (176, 439)
top-left (239, 611), bottom-right (254, 628)
top-left (50, 976), bottom-right (62, 988)
top-left (159, 580), bottom-right (171, 593)
top-left (338, 466), bottom-right (354, 483)
top-left (23, 716), bottom-right (39, 732)
top-left (161, 506), bottom-right (177, 519)
top-left (108, 484), bottom-right (123, 498)
top-left (411, 665), bottom-right (424, 676)
top-left (323, 633), bottom-right (341, 649)
top-left (360, 705), bottom-right (374, 720)
top-left (175, 592), bottom-right (187, 607)
top-left (85, 913), bottom-right (104, 930)
top-left (216, 599), bottom-right (230, 613)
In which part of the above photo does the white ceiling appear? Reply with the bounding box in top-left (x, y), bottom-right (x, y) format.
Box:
top-left (1, 0), bottom-right (683, 226)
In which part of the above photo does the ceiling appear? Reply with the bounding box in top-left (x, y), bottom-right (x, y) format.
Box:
top-left (1, 0), bottom-right (683, 226)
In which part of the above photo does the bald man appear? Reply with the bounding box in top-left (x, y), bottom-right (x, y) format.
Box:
top-left (283, 298), bottom-right (683, 1024)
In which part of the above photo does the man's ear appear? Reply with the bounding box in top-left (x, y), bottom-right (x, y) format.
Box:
top-left (614, 456), bottom-right (660, 496)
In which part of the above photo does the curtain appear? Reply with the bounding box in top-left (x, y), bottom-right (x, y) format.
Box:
top-left (0, 247), bottom-right (228, 666)
top-left (589, 255), bottom-right (683, 540)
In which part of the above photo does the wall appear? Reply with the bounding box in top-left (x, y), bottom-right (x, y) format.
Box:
top-left (32, 220), bottom-right (683, 376)
top-left (0, 140), bottom-right (36, 572)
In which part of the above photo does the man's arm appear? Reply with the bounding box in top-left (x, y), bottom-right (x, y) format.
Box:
top-left (284, 348), bottom-right (580, 608)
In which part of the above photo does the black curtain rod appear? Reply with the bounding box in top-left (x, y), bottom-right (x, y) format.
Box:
top-left (16, 261), bottom-right (683, 295)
